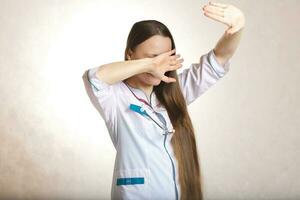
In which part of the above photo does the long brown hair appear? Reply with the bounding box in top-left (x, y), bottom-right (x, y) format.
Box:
top-left (124, 20), bottom-right (203, 200)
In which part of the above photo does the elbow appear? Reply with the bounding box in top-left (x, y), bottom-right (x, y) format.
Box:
top-left (213, 49), bottom-right (232, 66)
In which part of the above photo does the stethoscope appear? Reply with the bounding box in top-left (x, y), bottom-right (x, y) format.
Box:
top-left (123, 81), bottom-right (175, 135)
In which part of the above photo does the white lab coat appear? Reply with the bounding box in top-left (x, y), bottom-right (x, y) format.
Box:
top-left (85, 49), bottom-right (230, 200)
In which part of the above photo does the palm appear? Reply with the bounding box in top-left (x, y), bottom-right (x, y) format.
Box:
top-left (202, 1), bottom-right (245, 34)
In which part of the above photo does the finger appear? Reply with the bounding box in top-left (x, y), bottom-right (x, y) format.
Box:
top-left (176, 58), bottom-right (184, 64)
top-left (203, 12), bottom-right (229, 25)
top-left (171, 54), bottom-right (183, 61)
top-left (166, 49), bottom-right (176, 56)
top-left (173, 54), bottom-right (181, 59)
top-left (174, 63), bottom-right (183, 70)
top-left (168, 62), bottom-right (183, 71)
top-left (169, 55), bottom-right (178, 62)
top-left (169, 57), bottom-right (183, 68)
top-left (203, 6), bottom-right (224, 17)
top-left (203, 5), bottom-right (224, 14)
top-left (162, 75), bottom-right (176, 83)
top-left (170, 54), bottom-right (181, 63)
top-left (209, 1), bottom-right (228, 9)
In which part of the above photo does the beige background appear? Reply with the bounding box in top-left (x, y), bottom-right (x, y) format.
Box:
top-left (1, 0), bottom-right (299, 199)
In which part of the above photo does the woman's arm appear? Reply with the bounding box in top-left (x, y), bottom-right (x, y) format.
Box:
top-left (95, 58), bottom-right (153, 85)
top-left (213, 28), bottom-right (244, 66)
top-left (202, 1), bottom-right (246, 66)
top-left (95, 49), bottom-right (183, 85)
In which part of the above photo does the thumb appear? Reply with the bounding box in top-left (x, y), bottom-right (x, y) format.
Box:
top-left (162, 75), bottom-right (176, 83)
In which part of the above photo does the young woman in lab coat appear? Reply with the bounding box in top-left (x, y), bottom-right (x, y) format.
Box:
top-left (86, 1), bottom-right (245, 200)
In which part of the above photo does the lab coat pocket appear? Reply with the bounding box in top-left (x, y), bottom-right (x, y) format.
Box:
top-left (115, 168), bottom-right (150, 199)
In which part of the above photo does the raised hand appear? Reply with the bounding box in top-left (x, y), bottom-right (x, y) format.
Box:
top-left (202, 1), bottom-right (245, 35)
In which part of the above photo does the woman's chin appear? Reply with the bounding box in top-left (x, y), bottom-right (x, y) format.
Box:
top-left (149, 78), bottom-right (161, 85)
top-left (144, 74), bottom-right (161, 85)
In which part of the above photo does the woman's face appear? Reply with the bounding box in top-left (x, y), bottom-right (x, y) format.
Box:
top-left (127, 35), bottom-right (172, 86)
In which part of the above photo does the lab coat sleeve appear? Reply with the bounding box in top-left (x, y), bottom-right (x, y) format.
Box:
top-left (177, 49), bottom-right (230, 105)
top-left (87, 66), bottom-right (118, 144)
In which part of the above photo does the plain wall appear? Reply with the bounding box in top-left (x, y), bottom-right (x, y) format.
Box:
top-left (0, 0), bottom-right (299, 199)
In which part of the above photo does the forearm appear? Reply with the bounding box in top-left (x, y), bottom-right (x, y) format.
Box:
top-left (95, 58), bottom-right (153, 85)
top-left (213, 27), bottom-right (244, 65)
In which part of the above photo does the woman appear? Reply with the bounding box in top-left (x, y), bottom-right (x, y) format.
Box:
top-left (86, 1), bottom-right (245, 199)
